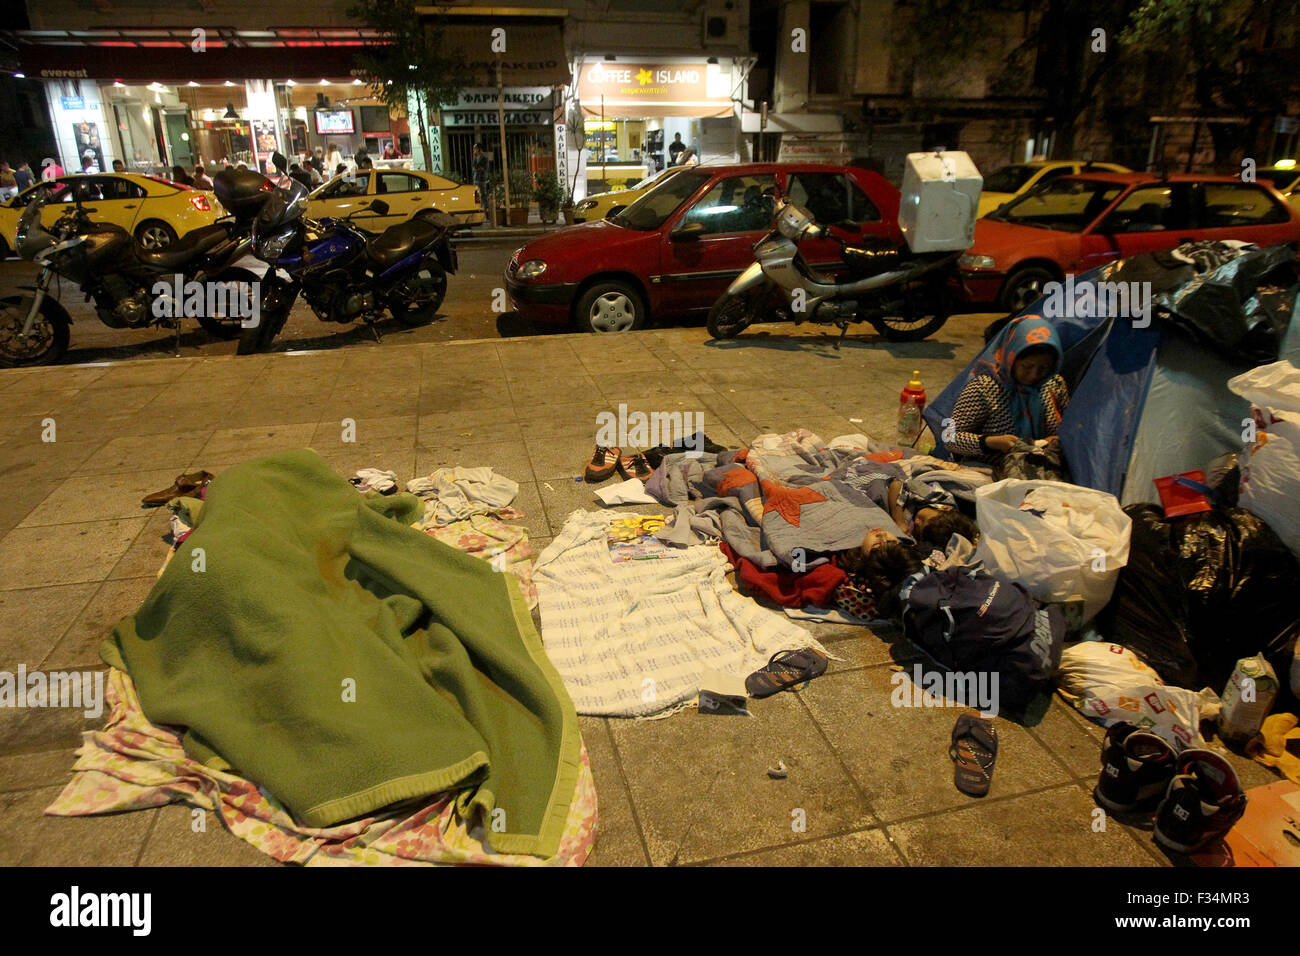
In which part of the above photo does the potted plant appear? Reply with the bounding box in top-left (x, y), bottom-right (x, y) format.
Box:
top-left (507, 168), bottom-right (534, 226)
top-left (534, 171), bottom-right (563, 225)
top-left (560, 187), bottom-right (576, 225)
top-left (489, 176), bottom-right (509, 226)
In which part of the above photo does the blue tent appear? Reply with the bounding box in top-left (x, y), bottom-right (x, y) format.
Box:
top-left (925, 252), bottom-right (1300, 505)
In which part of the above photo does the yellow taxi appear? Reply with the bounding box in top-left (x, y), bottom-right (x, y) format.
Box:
top-left (307, 168), bottom-right (485, 230)
top-left (978, 160), bottom-right (1130, 218)
top-left (0, 172), bottom-right (223, 256)
top-left (572, 165), bottom-right (691, 223)
top-left (1258, 161), bottom-right (1300, 212)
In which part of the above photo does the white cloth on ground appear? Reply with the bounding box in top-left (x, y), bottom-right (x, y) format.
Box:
top-left (405, 466), bottom-right (519, 526)
top-left (534, 510), bottom-right (826, 717)
top-left (350, 468), bottom-right (398, 494)
top-left (594, 477), bottom-right (657, 506)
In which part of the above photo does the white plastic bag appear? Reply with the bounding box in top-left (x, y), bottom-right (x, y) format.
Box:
top-left (973, 479), bottom-right (1131, 622)
top-left (1056, 642), bottom-right (1216, 752)
top-left (1229, 360), bottom-right (1300, 561)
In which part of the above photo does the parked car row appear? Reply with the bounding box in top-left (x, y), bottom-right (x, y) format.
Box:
top-left (506, 162), bottom-right (1300, 332)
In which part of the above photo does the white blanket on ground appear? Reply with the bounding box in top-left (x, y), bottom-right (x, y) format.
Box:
top-left (534, 510), bottom-right (826, 717)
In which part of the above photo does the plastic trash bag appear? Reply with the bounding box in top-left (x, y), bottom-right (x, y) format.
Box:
top-left (973, 479), bottom-right (1131, 622)
top-left (993, 438), bottom-right (1070, 482)
top-left (1229, 360), bottom-right (1300, 561)
top-left (1056, 641), bottom-right (1219, 752)
top-left (1096, 504), bottom-right (1300, 694)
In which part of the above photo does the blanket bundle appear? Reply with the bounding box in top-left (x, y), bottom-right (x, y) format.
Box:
top-left (101, 449), bottom-right (580, 859)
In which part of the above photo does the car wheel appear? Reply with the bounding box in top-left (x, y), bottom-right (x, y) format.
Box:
top-left (999, 265), bottom-right (1058, 314)
top-left (575, 280), bottom-right (646, 333)
top-left (0, 235), bottom-right (10, 260)
top-left (135, 220), bottom-right (178, 251)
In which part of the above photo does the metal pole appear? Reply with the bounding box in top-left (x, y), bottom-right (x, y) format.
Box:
top-left (497, 62), bottom-right (510, 216)
top-left (601, 95), bottom-right (605, 184)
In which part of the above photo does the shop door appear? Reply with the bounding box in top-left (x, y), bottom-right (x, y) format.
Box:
top-left (165, 113), bottom-right (194, 169)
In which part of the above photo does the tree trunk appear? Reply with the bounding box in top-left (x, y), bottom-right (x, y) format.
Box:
top-left (416, 93), bottom-right (433, 173)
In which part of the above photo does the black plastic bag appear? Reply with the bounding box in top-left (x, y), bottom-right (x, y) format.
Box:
top-left (994, 439), bottom-right (1071, 482)
top-left (1204, 452), bottom-right (1241, 508)
top-left (1097, 504), bottom-right (1300, 693)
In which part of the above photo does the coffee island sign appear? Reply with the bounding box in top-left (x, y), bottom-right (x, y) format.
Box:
top-left (578, 62), bottom-right (709, 103)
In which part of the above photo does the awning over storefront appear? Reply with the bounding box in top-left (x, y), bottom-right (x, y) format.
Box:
top-left (17, 42), bottom-right (371, 83)
top-left (576, 61), bottom-right (734, 118)
top-left (442, 23), bottom-right (569, 88)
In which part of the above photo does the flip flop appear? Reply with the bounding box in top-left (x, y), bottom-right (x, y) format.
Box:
top-left (142, 470), bottom-right (215, 508)
top-left (949, 712), bottom-right (998, 798)
top-left (745, 648), bottom-right (829, 699)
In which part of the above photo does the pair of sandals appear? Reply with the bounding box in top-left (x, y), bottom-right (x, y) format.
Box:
top-left (141, 470), bottom-right (215, 508)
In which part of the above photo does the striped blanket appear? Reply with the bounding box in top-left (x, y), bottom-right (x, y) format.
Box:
top-left (534, 510), bottom-right (826, 717)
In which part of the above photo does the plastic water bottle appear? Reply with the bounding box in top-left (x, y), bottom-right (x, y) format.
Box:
top-left (898, 370), bottom-right (926, 444)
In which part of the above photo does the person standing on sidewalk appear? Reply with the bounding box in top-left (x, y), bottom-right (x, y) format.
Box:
top-left (471, 143), bottom-right (491, 220)
top-left (0, 162), bottom-right (17, 201)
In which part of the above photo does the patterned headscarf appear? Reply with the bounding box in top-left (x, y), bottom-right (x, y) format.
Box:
top-left (976, 314), bottom-right (1062, 439)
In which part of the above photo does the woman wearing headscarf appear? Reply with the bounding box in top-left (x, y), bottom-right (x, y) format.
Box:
top-left (948, 314), bottom-right (1069, 464)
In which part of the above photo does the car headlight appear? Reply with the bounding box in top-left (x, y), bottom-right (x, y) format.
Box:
top-left (958, 254), bottom-right (996, 270)
top-left (517, 259), bottom-right (547, 279)
top-left (575, 200), bottom-right (597, 212)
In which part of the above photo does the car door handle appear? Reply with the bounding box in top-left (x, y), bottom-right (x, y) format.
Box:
top-left (123, 204), bottom-right (136, 209)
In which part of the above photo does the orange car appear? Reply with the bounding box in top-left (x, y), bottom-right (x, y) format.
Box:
top-left (958, 172), bottom-right (1300, 311)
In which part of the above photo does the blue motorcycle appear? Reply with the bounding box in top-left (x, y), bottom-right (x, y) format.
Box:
top-left (232, 170), bottom-right (458, 355)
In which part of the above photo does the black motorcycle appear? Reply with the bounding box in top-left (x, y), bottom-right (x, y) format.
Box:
top-left (0, 178), bottom-right (268, 366)
top-left (234, 172), bottom-right (458, 355)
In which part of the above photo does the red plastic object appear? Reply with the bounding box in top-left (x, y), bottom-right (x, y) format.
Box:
top-left (1154, 470), bottom-right (1213, 517)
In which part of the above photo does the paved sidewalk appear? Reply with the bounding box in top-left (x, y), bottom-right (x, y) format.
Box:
top-left (0, 318), bottom-right (1276, 866)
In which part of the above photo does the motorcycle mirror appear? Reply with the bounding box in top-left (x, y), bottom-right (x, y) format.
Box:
top-left (670, 220), bottom-right (706, 242)
top-left (369, 199), bottom-right (389, 216)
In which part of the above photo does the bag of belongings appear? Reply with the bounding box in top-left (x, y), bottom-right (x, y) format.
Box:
top-left (900, 564), bottom-right (1066, 714)
top-left (1229, 360), bottom-right (1300, 562)
top-left (973, 479), bottom-right (1131, 623)
top-left (1095, 503), bottom-right (1300, 695)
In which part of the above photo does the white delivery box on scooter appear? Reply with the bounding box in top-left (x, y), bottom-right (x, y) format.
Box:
top-left (897, 151), bottom-right (982, 253)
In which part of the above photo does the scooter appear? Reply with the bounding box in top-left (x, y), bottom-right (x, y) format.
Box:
top-left (0, 183), bottom-right (265, 366)
top-left (236, 173), bottom-right (458, 354)
top-left (706, 199), bottom-right (962, 347)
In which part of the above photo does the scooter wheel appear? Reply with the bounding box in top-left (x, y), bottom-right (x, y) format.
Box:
top-left (706, 290), bottom-right (761, 339)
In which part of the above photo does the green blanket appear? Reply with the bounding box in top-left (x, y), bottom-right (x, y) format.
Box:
top-left (102, 449), bottom-right (579, 858)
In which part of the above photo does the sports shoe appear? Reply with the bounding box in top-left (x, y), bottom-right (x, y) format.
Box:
top-left (1093, 722), bottom-right (1177, 813)
top-left (618, 452), bottom-right (653, 482)
top-left (584, 445), bottom-right (621, 483)
top-left (1153, 749), bottom-right (1247, 854)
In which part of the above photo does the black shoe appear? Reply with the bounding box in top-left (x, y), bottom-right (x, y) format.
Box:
top-left (1093, 722), bottom-right (1176, 814)
top-left (1153, 749), bottom-right (1246, 854)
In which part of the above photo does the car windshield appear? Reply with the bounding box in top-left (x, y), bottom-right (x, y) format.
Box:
top-left (613, 170), bottom-right (709, 230)
top-left (631, 166), bottom-right (680, 190)
top-left (990, 178), bottom-right (1124, 231)
top-left (982, 164), bottom-right (1039, 194)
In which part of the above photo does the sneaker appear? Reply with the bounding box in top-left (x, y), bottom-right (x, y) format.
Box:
top-left (584, 445), bottom-right (622, 483)
top-left (618, 452), bottom-right (654, 482)
top-left (1093, 722), bottom-right (1177, 813)
top-left (1153, 749), bottom-right (1247, 854)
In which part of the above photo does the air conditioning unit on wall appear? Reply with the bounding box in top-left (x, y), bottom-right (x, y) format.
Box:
top-left (702, 0), bottom-right (740, 48)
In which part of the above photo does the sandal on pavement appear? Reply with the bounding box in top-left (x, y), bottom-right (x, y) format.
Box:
top-left (745, 648), bottom-right (829, 699)
top-left (142, 470), bottom-right (216, 508)
top-left (949, 712), bottom-right (998, 798)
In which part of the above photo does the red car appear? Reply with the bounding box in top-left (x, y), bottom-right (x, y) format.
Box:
top-left (959, 172), bottom-right (1300, 312)
top-left (505, 163), bottom-right (903, 332)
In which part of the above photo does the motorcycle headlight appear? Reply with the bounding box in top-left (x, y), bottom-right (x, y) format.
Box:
top-left (257, 230), bottom-right (292, 261)
top-left (575, 200), bottom-right (597, 212)
top-left (958, 254), bottom-right (996, 270)
top-left (517, 259), bottom-right (547, 279)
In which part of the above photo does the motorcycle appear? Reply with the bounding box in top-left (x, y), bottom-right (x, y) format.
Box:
top-left (236, 173), bottom-right (458, 355)
top-left (0, 180), bottom-right (267, 366)
top-left (706, 199), bottom-right (963, 347)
